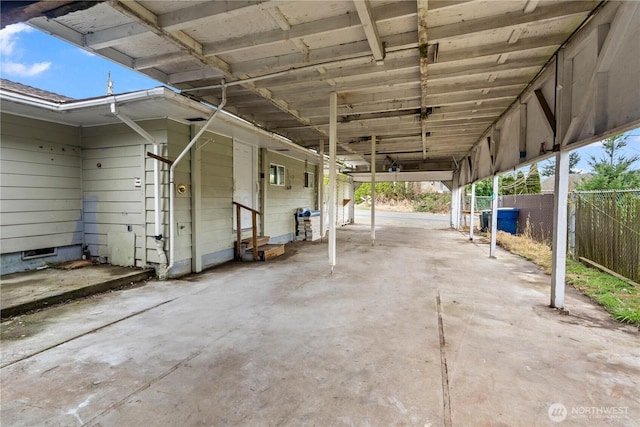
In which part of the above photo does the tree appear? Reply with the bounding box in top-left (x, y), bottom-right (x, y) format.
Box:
top-left (540, 152), bottom-right (581, 176)
top-left (525, 163), bottom-right (542, 193)
top-left (515, 171), bottom-right (527, 194)
top-left (500, 174), bottom-right (517, 195)
top-left (468, 178), bottom-right (493, 196)
top-left (575, 135), bottom-right (640, 190)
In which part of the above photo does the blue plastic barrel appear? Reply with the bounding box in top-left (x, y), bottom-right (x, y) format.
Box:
top-left (496, 208), bottom-right (519, 235)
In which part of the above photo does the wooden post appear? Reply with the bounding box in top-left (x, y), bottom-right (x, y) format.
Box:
top-left (236, 204), bottom-right (242, 260)
top-left (551, 150), bottom-right (570, 308)
top-left (469, 182), bottom-right (476, 241)
top-left (252, 211), bottom-right (258, 261)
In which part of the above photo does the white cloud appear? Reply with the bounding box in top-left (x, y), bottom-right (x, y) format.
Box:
top-left (0, 23), bottom-right (32, 55)
top-left (2, 61), bottom-right (51, 77)
top-left (0, 23), bottom-right (51, 77)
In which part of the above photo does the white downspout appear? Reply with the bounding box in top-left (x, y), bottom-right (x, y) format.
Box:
top-left (167, 80), bottom-right (227, 276)
top-left (110, 103), bottom-right (168, 276)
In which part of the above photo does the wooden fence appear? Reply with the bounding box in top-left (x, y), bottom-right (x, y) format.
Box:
top-left (574, 190), bottom-right (640, 283)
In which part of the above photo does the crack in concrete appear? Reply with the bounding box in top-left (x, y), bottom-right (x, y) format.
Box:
top-left (0, 299), bottom-right (176, 369)
top-left (436, 290), bottom-right (452, 427)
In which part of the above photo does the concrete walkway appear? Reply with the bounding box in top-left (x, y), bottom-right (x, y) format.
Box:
top-left (1, 214), bottom-right (638, 426)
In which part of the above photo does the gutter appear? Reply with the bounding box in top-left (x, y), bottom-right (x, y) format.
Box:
top-left (0, 87), bottom-right (167, 111)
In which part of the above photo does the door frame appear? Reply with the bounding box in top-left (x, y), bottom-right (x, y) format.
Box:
top-left (233, 138), bottom-right (258, 231)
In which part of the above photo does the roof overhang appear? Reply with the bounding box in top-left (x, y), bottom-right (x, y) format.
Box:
top-left (0, 86), bottom-right (320, 164)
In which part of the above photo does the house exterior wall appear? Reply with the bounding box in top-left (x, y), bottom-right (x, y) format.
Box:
top-left (263, 151), bottom-right (317, 244)
top-left (191, 126), bottom-right (235, 272)
top-left (143, 128), bottom-right (169, 266)
top-left (165, 120), bottom-right (192, 276)
top-left (0, 113), bottom-right (83, 274)
top-left (0, 107), bottom-right (321, 277)
top-left (81, 120), bottom-right (167, 268)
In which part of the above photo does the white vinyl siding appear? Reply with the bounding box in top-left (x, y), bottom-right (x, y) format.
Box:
top-left (81, 121), bottom-right (165, 267)
top-left (195, 128), bottom-right (234, 267)
top-left (0, 113), bottom-right (82, 254)
top-left (166, 120), bottom-right (192, 272)
top-left (264, 151), bottom-right (316, 240)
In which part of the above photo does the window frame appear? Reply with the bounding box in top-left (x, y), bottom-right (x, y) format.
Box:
top-left (304, 171), bottom-right (315, 188)
top-left (270, 163), bottom-right (286, 186)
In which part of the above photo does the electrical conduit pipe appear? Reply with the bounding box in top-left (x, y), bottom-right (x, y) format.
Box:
top-left (167, 80), bottom-right (227, 276)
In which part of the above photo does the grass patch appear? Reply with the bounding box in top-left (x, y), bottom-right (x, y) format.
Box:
top-left (492, 231), bottom-right (640, 326)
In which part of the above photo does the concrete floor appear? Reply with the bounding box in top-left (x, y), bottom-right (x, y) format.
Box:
top-left (1, 265), bottom-right (153, 318)
top-left (1, 212), bottom-right (639, 426)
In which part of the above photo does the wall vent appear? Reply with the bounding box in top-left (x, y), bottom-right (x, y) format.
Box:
top-left (22, 247), bottom-right (56, 260)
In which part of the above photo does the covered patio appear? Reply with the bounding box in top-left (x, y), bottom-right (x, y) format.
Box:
top-left (2, 214), bottom-right (638, 426)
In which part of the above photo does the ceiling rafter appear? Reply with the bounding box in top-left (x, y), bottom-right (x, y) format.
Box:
top-left (258, 3), bottom-right (310, 57)
top-left (232, 30), bottom-right (418, 76)
top-left (434, 32), bottom-right (568, 64)
top-left (131, 1), bottom-right (415, 74)
top-left (273, 76), bottom-right (420, 100)
top-left (20, 0), bottom-right (604, 179)
top-left (254, 52), bottom-right (419, 89)
top-left (353, 0), bottom-right (385, 62)
top-left (205, 9), bottom-right (360, 57)
top-left (108, 0), bottom-right (232, 74)
top-left (87, 1), bottom-right (263, 50)
top-left (108, 0), bottom-right (317, 136)
top-left (427, 55), bottom-right (546, 80)
top-left (417, 0), bottom-right (429, 159)
top-left (428, 1), bottom-right (596, 41)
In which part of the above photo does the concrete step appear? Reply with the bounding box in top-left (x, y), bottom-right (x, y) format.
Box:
top-left (1, 267), bottom-right (154, 320)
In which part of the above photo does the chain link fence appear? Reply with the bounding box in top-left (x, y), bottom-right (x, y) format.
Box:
top-left (464, 189), bottom-right (639, 283)
top-left (573, 190), bottom-right (640, 283)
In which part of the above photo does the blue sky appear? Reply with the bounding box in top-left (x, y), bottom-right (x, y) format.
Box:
top-left (0, 23), bottom-right (159, 97)
top-left (1, 22), bottom-right (638, 174)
